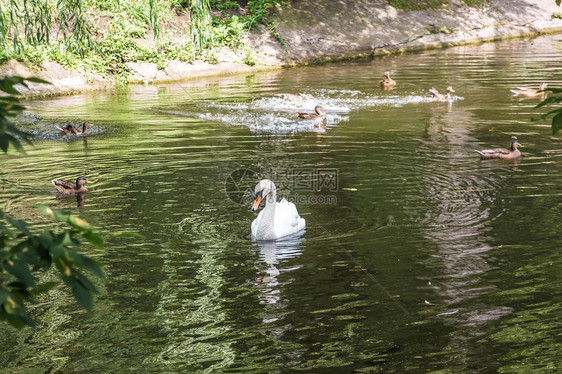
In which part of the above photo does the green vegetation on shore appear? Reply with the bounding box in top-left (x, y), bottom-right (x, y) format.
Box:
top-left (0, 0), bottom-right (285, 84)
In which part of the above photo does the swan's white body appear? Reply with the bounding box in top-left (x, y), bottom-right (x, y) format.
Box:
top-left (251, 180), bottom-right (306, 241)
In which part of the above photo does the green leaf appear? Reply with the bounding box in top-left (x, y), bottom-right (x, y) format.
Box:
top-left (534, 96), bottom-right (562, 109)
top-left (0, 288), bottom-right (7, 304)
top-left (6, 104), bottom-right (26, 112)
top-left (33, 281), bottom-right (59, 295)
top-left (53, 210), bottom-right (72, 223)
top-left (0, 136), bottom-right (8, 153)
top-left (62, 231), bottom-right (75, 247)
top-left (0, 289), bottom-right (35, 328)
top-left (25, 77), bottom-right (50, 84)
top-left (49, 243), bottom-right (65, 258)
top-left (552, 112), bottom-right (562, 135)
top-left (0, 96), bottom-right (20, 103)
top-left (81, 256), bottom-right (104, 279)
top-left (82, 230), bottom-right (104, 248)
top-left (0, 82), bottom-right (21, 95)
top-left (545, 87), bottom-right (562, 94)
top-left (16, 239), bottom-right (47, 267)
top-left (542, 107), bottom-right (562, 118)
top-left (36, 204), bottom-right (55, 218)
top-left (4, 258), bottom-right (36, 288)
top-left (64, 248), bottom-right (85, 267)
top-left (39, 229), bottom-right (52, 248)
top-left (63, 273), bottom-right (95, 311)
top-left (67, 216), bottom-right (92, 230)
top-left (6, 216), bottom-right (32, 236)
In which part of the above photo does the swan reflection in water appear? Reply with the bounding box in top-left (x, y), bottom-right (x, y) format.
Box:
top-left (253, 235), bottom-right (305, 305)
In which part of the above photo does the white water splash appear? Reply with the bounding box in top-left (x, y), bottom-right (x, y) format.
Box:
top-left (164, 88), bottom-right (463, 133)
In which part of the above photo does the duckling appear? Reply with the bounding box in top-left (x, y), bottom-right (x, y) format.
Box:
top-left (56, 121), bottom-right (92, 136)
top-left (474, 137), bottom-right (521, 160)
top-left (510, 83), bottom-right (547, 97)
top-left (379, 71), bottom-right (396, 89)
top-left (52, 176), bottom-right (89, 194)
top-left (422, 86), bottom-right (455, 101)
top-left (298, 105), bottom-right (326, 120)
top-left (277, 93), bottom-right (315, 105)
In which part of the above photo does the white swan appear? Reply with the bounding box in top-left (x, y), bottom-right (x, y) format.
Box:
top-left (251, 179), bottom-right (306, 240)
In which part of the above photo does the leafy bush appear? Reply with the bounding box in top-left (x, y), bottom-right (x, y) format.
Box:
top-left (534, 88), bottom-right (562, 134)
top-left (0, 206), bottom-right (105, 328)
top-left (0, 76), bottom-right (105, 329)
top-left (0, 0), bottom-right (272, 81)
top-left (243, 47), bottom-right (257, 66)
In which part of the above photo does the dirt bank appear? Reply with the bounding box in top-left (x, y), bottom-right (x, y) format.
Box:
top-left (250, 0), bottom-right (562, 63)
top-left (2, 0), bottom-right (562, 97)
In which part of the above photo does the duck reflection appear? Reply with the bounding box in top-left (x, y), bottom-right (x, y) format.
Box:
top-left (253, 235), bottom-right (305, 305)
top-left (53, 191), bottom-right (88, 207)
top-left (418, 97), bottom-right (515, 365)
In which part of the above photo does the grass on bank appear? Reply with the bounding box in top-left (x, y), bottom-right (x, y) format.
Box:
top-left (0, 0), bottom-right (284, 84)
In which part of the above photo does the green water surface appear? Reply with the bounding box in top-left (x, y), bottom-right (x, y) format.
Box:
top-left (1, 35), bottom-right (561, 373)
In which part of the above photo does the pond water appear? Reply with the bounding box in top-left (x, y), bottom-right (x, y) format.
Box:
top-left (1, 35), bottom-right (561, 373)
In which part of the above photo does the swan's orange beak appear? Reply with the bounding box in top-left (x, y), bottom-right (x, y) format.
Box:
top-left (252, 195), bottom-right (262, 211)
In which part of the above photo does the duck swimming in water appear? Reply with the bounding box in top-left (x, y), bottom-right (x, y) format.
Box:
top-left (298, 105), bottom-right (325, 120)
top-left (56, 121), bottom-right (92, 136)
top-left (51, 176), bottom-right (89, 194)
top-left (474, 137), bottom-right (521, 160)
top-left (422, 86), bottom-right (455, 101)
top-left (510, 83), bottom-right (547, 97)
top-left (379, 71), bottom-right (396, 89)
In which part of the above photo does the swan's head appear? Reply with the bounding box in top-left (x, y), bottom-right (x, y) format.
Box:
top-left (252, 179), bottom-right (275, 211)
top-left (384, 71), bottom-right (391, 78)
top-left (539, 82), bottom-right (548, 91)
top-left (446, 86), bottom-right (455, 93)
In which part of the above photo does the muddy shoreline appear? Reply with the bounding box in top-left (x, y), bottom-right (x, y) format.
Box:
top-left (2, 0), bottom-right (562, 98)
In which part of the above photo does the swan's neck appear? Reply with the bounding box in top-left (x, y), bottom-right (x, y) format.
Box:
top-left (263, 188), bottom-right (277, 218)
top-left (256, 188), bottom-right (277, 239)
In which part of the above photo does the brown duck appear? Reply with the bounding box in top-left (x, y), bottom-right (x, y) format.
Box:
top-left (56, 121), bottom-right (92, 136)
top-left (298, 105), bottom-right (326, 120)
top-left (474, 137), bottom-right (521, 160)
top-left (379, 71), bottom-right (396, 89)
top-left (52, 176), bottom-right (89, 194)
top-left (510, 83), bottom-right (547, 97)
top-left (422, 86), bottom-right (455, 101)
